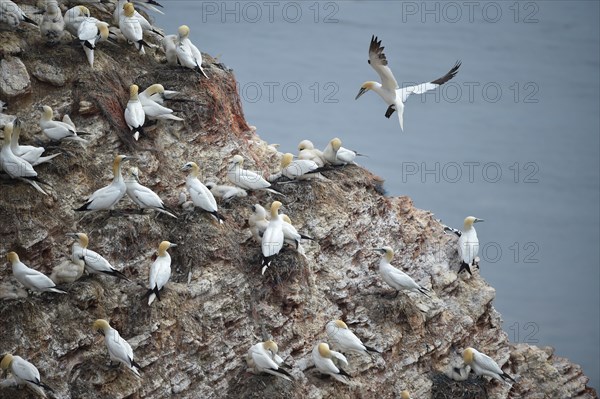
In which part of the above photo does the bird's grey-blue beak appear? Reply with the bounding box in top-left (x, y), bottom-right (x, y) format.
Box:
top-left (355, 87), bottom-right (367, 100)
top-left (474, 218), bottom-right (484, 223)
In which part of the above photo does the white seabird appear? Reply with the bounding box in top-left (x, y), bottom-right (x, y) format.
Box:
top-left (248, 203), bottom-right (269, 243)
top-left (119, 3), bottom-right (146, 54)
top-left (92, 319), bottom-right (141, 377)
top-left (261, 201), bottom-right (284, 274)
top-left (1, 354), bottom-right (54, 398)
top-left (463, 347), bottom-right (516, 383)
top-left (6, 252), bottom-right (66, 294)
top-left (75, 155), bottom-right (131, 212)
top-left (39, 105), bottom-right (88, 144)
top-left (373, 246), bottom-right (431, 298)
top-left (0, 0), bottom-right (37, 30)
top-left (325, 320), bottom-right (380, 356)
top-left (227, 155), bottom-right (282, 195)
top-left (40, 0), bottom-right (65, 44)
top-left (66, 232), bottom-right (129, 280)
top-left (64, 5), bottom-right (90, 37)
top-left (78, 17), bottom-right (109, 68)
top-left (113, 0), bottom-right (163, 37)
top-left (312, 343), bottom-right (351, 384)
top-left (124, 84), bottom-right (145, 140)
top-left (457, 216), bottom-right (484, 275)
top-left (205, 181), bottom-right (247, 203)
top-left (322, 138), bottom-right (363, 166)
top-left (145, 240), bottom-right (176, 305)
top-left (182, 162), bottom-right (224, 223)
top-left (10, 119), bottom-right (60, 166)
top-left (274, 153), bottom-right (319, 181)
top-left (50, 258), bottom-right (85, 285)
top-left (297, 139), bottom-right (325, 167)
top-left (125, 167), bottom-right (177, 218)
top-left (246, 340), bottom-right (293, 381)
top-left (161, 34), bottom-right (178, 65)
top-left (355, 35), bottom-right (461, 130)
top-left (175, 25), bottom-right (208, 78)
top-left (138, 84), bottom-right (183, 121)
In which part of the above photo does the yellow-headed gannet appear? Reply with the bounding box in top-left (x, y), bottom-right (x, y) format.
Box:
top-left (227, 155), bottom-right (282, 196)
top-left (400, 391), bottom-right (411, 399)
top-left (10, 119), bottom-right (60, 166)
top-left (355, 35), bottom-right (461, 131)
top-left (145, 240), bottom-right (176, 305)
top-left (125, 167), bottom-right (177, 218)
top-left (78, 17), bottom-right (109, 68)
top-left (40, 0), bottom-right (64, 44)
top-left (275, 153), bottom-right (319, 181)
top-left (175, 25), bottom-right (208, 78)
top-left (261, 201), bottom-right (284, 274)
top-left (6, 252), bottom-right (66, 294)
top-left (325, 320), bottom-right (380, 356)
top-left (66, 232), bottom-right (129, 280)
top-left (182, 162), bottom-right (224, 223)
top-left (75, 155), bottom-right (131, 211)
top-left (463, 347), bottom-right (515, 383)
top-left (297, 139), bottom-right (325, 167)
top-left (322, 138), bottom-right (363, 166)
top-left (1, 354), bottom-right (54, 398)
top-left (64, 5), bottom-right (90, 37)
top-left (50, 258), bottom-right (85, 284)
top-left (373, 246), bottom-right (431, 298)
top-left (457, 216), bottom-right (484, 275)
top-left (248, 203), bottom-right (269, 243)
top-left (312, 343), bottom-right (351, 384)
top-left (138, 84), bottom-right (183, 121)
top-left (125, 84), bottom-right (145, 140)
top-left (114, 0), bottom-right (163, 36)
top-left (39, 105), bottom-right (88, 144)
top-left (1, 123), bottom-right (48, 195)
top-left (92, 319), bottom-right (141, 377)
top-left (0, 0), bottom-right (37, 30)
top-left (119, 3), bottom-right (147, 54)
top-left (246, 340), bottom-right (293, 381)
top-left (205, 181), bottom-right (247, 203)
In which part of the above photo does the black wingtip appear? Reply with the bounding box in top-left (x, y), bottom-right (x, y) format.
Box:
top-left (502, 372), bottom-right (516, 383)
top-left (154, 286), bottom-right (161, 301)
top-left (458, 262), bottom-right (472, 276)
top-left (73, 202), bottom-right (91, 212)
top-left (385, 104), bottom-right (396, 118)
top-left (364, 345), bottom-right (382, 354)
top-left (23, 15), bottom-right (38, 26)
top-left (110, 269), bottom-right (130, 281)
top-left (148, 0), bottom-right (164, 7)
top-left (338, 368), bottom-right (352, 378)
top-left (299, 234), bottom-right (314, 241)
top-left (83, 40), bottom-right (95, 50)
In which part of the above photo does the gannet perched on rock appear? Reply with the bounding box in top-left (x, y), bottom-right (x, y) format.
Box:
top-left (125, 167), bottom-right (177, 218)
top-left (182, 162), bottom-right (224, 223)
top-left (161, 34), bottom-right (178, 65)
top-left (297, 140), bottom-right (325, 167)
top-left (64, 5), bottom-right (90, 37)
top-left (261, 201), bottom-right (284, 274)
top-left (0, 0), bottom-right (37, 30)
top-left (373, 246), bottom-right (431, 298)
top-left (205, 181), bottom-right (247, 203)
top-left (312, 343), bottom-right (351, 384)
top-left (280, 214), bottom-right (312, 257)
top-left (50, 258), bottom-right (85, 284)
top-left (113, 0), bottom-right (163, 37)
top-left (1, 354), bottom-right (54, 398)
top-left (322, 138), bottom-right (363, 166)
top-left (39, 105), bottom-right (88, 144)
top-left (40, 0), bottom-right (64, 44)
top-left (119, 3), bottom-right (147, 54)
top-left (175, 25), bottom-right (208, 78)
top-left (10, 119), bottom-right (60, 166)
top-left (463, 347), bottom-right (516, 383)
top-left (124, 85), bottom-right (145, 140)
top-left (92, 319), bottom-right (141, 377)
top-left (78, 17), bottom-right (109, 68)
top-left (356, 35), bottom-right (461, 130)
top-left (75, 155), bottom-right (131, 212)
top-left (271, 153), bottom-right (319, 181)
top-left (138, 84), bottom-right (183, 121)
top-left (246, 340), bottom-right (293, 381)
top-left (227, 155), bottom-right (282, 195)
top-left (66, 232), bottom-right (129, 280)
top-left (145, 240), bottom-right (176, 305)
top-left (248, 203), bottom-right (269, 242)
top-left (457, 216), bottom-right (484, 275)
top-left (6, 252), bottom-right (66, 294)
top-left (325, 320), bottom-right (380, 356)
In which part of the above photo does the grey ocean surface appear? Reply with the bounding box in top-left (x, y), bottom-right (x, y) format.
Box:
top-left (156, 1), bottom-right (600, 388)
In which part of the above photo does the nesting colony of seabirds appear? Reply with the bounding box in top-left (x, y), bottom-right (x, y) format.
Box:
top-left (0, 1), bottom-right (519, 397)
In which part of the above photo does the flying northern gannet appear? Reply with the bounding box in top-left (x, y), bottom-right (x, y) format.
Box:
top-left (66, 232), bottom-right (129, 280)
top-left (227, 155), bottom-right (283, 196)
top-left (312, 343), bottom-right (351, 384)
top-left (325, 320), bottom-right (380, 356)
top-left (355, 35), bottom-right (461, 130)
top-left (175, 25), bottom-right (208, 78)
top-left (261, 201), bottom-right (284, 274)
top-left (248, 203), bottom-right (269, 243)
top-left (322, 138), bottom-right (363, 166)
top-left (297, 140), bottom-right (325, 167)
top-left (1, 123), bottom-right (48, 195)
top-left (373, 246), bottom-right (431, 298)
top-left (92, 319), bottom-right (142, 377)
top-left (145, 240), bottom-right (176, 305)
top-left (138, 84), bottom-right (183, 121)
top-left (271, 153), bottom-right (319, 181)
top-left (1, 354), bottom-right (54, 398)
top-left (119, 3), bottom-right (147, 54)
top-left (75, 155), bottom-right (132, 212)
top-left (246, 340), bottom-right (293, 381)
top-left (10, 119), bottom-right (60, 166)
top-left (64, 5), bottom-right (90, 37)
top-left (113, 0), bottom-right (163, 37)
top-left (124, 84), bottom-right (145, 140)
top-left (125, 167), bottom-right (178, 218)
top-left (456, 216), bottom-right (484, 275)
top-left (205, 181), bottom-right (248, 203)
top-left (78, 17), bottom-right (109, 68)
top-left (463, 347), bottom-right (516, 383)
top-left (182, 162), bottom-right (224, 223)
top-left (6, 252), bottom-right (67, 294)
top-left (39, 105), bottom-right (88, 144)
top-left (0, 0), bottom-right (37, 30)
top-left (40, 0), bottom-right (65, 45)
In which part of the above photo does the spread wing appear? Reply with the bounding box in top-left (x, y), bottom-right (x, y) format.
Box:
top-left (368, 35), bottom-right (398, 91)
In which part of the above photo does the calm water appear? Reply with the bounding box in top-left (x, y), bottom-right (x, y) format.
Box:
top-left (156, 1), bottom-right (600, 388)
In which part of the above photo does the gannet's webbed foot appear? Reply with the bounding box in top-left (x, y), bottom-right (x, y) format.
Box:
top-left (385, 104), bottom-right (396, 118)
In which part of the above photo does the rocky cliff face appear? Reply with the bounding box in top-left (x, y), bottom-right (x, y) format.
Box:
top-left (0, 4), bottom-right (597, 399)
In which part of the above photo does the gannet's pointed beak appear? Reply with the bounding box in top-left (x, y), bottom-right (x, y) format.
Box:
top-left (169, 243), bottom-right (178, 248)
top-left (372, 247), bottom-right (385, 253)
top-left (355, 87), bottom-right (367, 100)
top-left (474, 218), bottom-right (484, 223)
top-left (65, 233), bottom-right (78, 238)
